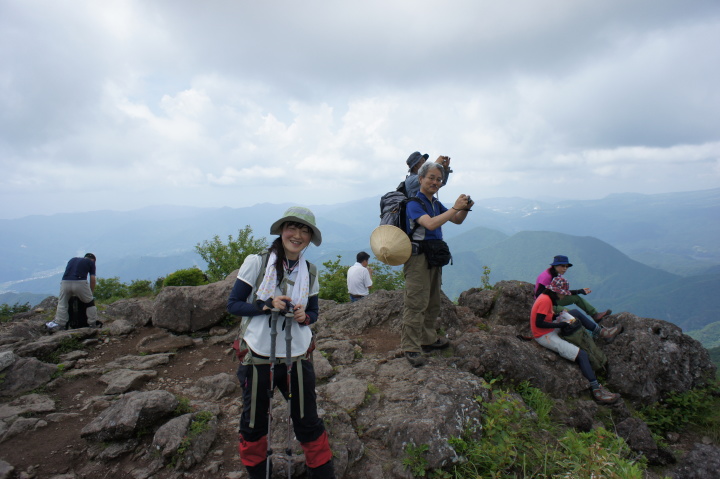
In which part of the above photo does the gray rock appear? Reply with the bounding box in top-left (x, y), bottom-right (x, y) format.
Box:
top-left (616, 417), bottom-right (664, 465)
top-left (0, 459), bottom-right (14, 479)
top-left (87, 438), bottom-right (139, 461)
top-left (103, 297), bottom-right (153, 327)
top-left (59, 350), bottom-right (88, 362)
top-left (80, 390), bottom-right (179, 442)
top-left (324, 378), bottom-right (368, 413)
top-left (552, 399), bottom-right (598, 432)
top-left (454, 282), bottom-right (717, 403)
top-left (188, 373), bottom-right (237, 400)
top-left (136, 332), bottom-right (194, 354)
top-left (14, 328), bottom-right (96, 359)
top-left (312, 349), bottom-right (334, 380)
top-left (0, 351), bottom-right (15, 372)
top-left (99, 369), bottom-right (158, 395)
top-left (322, 359), bottom-right (490, 471)
top-left (105, 319), bottom-right (135, 336)
top-left (152, 274), bottom-right (235, 333)
top-left (0, 393), bottom-right (55, 419)
top-left (1, 417), bottom-right (48, 443)
top-left (670, 443), bottom-right (720, 478)
top-left (0, 357), bottom-right (57, 398)
top-left (315, 289), bottom-right (462, 339)
top-left (603, 313), bottom-right (716, 403)
top-left (104, 353), bottom-right (173, 371)
top-left (320, 339), bottom-right (360, 366)
top-left (152, 411), bottom-right (218, 470)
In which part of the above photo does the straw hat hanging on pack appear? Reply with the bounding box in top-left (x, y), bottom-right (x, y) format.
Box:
top-left (370, 225), bottom-right (412, 266)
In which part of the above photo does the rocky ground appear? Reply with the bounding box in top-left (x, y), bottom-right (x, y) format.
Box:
top-left (0, 278), bottom-right (719, 478)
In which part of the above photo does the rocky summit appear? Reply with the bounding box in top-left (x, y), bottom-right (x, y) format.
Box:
top-left (0, 276), bottom-right (718, 478)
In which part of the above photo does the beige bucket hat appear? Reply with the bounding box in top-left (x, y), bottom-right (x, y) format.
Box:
top-left (270, 206), bottom-right (322, 246)
top-left (370, 225), bottom-right (411, 266)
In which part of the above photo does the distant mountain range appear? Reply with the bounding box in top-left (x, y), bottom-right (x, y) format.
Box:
top-left (1, 188), bottom-right (718, 334)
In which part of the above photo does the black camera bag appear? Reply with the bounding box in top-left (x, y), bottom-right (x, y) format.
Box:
top-left (422, 239), bottom-right (452, 268)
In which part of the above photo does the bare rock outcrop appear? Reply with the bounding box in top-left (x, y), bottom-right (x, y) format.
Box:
top-left (152, 274), bottom-right (236, 332)
top-left (0, 277), bottom-right (716, 478)
top-left (80, 390), bottom-right (179, 442)
top-left (102, 297), bottom-right (153, 327)
top-left (456, 282), bottom-right (716, 402)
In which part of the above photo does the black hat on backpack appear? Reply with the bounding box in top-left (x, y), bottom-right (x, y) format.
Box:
top-left (406, 151), bottom-right (429, 171)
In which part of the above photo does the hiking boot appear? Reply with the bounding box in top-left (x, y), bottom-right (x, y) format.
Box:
top-left (45, 321), bottom-right (61, 334)
top-left (592, 385), bottom-right (620, 404)
top-left (599, 324), bottom-right (624, 342)
top-left (593, 310), bottom-right (612, 322)
top-left (421, 337), bottom-right (450, 352)
top-left (405, 352), bottom-right (427, 368)
top-left (308, 459), bottom-right (336, 478)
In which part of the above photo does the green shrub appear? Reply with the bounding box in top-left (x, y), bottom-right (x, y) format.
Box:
top-left (127, 279), bottom-right (154, 297)
top-left (403, 443), bottom-right (429, 477)
top-left (0, 302), bottom-right (31, 321)
top-left (369, 261), bottom-right (404, 291)
top-left (94, 277), bottom-right (129, 301)
top-left (195, 226), bottom-right (268, 282)
top-left (163, 267), bottom-right (208, 287)
top-left (637, 381), bottom-right (720, 441)
top-left (319, 256), bottom-right (350, 303)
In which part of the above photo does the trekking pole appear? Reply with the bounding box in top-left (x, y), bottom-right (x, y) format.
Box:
top-left (284, 311), bottom-right (294, 478)
top-left (266, 308), bottom-right (280, 479)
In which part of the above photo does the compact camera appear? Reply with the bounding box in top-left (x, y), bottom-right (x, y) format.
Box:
top-left (281, 299), bottom-right (295, 315)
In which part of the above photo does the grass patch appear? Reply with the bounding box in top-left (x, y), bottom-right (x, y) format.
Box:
top-left (171, 411), bottom-right (215, 468)
top-left (444, 384), bottom-right (646, 478)
top-left (636, 380), bottom-right (720, 443)
top-left (39, 336), bottom-right (85, 364)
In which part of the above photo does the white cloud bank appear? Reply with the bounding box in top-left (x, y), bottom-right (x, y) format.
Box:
top-left (1, 0), bottom-right (719, 218)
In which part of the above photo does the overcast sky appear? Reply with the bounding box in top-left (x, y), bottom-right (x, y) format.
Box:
top-left (1, 0), bottom-right (719, 219)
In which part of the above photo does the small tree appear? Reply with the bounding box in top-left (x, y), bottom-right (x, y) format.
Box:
top-left (480, 266), bottom-right (493, 290)
top-left (319, 256), bottom-right (350, 303)
top-left (128, 279), bottom-right (154, 297)
top-left (195, 226), bottom-right (268, 282)
top-left (368, 261), bottom-right (404, 291)
top-left (164, 267), bottom-right (208, 287)
top-left (95, 277), bottom-right (129, 301)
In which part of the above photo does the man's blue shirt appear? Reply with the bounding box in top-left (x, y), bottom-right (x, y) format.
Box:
top-left (406, 192), bottom-right (447, 241)
top-left (62, 257), bottom-right (96, 281)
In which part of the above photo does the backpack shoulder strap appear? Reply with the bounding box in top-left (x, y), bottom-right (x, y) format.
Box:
top-left (306, 260), bottom-right (317, 287)
top-left (251, 252), bottom-right (270, 302)
top-left (404, 197), bottom-right (429, 239)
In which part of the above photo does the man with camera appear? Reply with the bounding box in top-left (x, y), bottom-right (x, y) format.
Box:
top-left (402, 162), bottom-right (473, 367)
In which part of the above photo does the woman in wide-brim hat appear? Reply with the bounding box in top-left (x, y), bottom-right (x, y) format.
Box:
top-left (534, 254), bottom-right (611, 323)
top-left (227, 206), bottom-right (335, 479)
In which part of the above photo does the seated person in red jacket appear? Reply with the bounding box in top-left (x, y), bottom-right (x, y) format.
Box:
top-left (535, 255), bottom-right (611, 322)
top-left (531, 276), bottom-right (621, 404)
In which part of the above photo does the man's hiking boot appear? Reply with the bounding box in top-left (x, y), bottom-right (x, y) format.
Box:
top-left (593, 310), bottom-right (612, 322)
top-left (421, 337), bottom-right (450, 353)
top-left (599, 324), bottom-right (624, 342)
top-left (45, 321), bottom-right (61, 334)
top-left (405, 352), bottom-right (427, 368)
top-left (592, 385), bottom-right (620, 404)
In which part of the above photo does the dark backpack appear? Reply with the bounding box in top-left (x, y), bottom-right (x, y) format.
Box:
top-left (66, 296), bottom-right (94, 329)
top-left (379, 181), bottom-right (427, 238)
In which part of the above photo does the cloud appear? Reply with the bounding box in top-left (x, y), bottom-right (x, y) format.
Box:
top-left (1, 0), bottom-right (719, 218)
